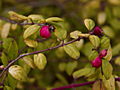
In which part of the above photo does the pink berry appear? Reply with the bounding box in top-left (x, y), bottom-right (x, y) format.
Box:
top-left (93, 26), bottom-right (103, 36)
top-left (40, 26), bottom-right (51, 38)
top-left (99, 49), bottom-right (107, 58)
top-left (91, 56), bottom-right (102, 68)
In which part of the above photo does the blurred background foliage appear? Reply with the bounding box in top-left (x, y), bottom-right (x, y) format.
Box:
top-left (0, 0), bottom-right (120, 90)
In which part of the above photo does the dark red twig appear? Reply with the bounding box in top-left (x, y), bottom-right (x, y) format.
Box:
top-left (52, 81), bottom-right (95, 90)
top-left (52, 77), bottom-right (120, 90)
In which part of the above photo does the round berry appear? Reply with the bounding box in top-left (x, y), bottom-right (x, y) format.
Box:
top-left (40, 26), bottom-right (51, 38)
top-left (99, 49), bottom-right (107, 58)
top-left (93, 26), bottom-right (103, 36)
top-left (91, 56), bottom-right (102, 68)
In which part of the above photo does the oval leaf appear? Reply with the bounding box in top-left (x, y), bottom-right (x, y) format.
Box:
top-left (46, 17), bottom-right (64, 22)
top-left (92, 80), bottom-right (105, 90)
top-left (1, 23), bottom-right (11, 38)
top-left (34, 53), bottom-right (47, 70)
top-left (115, 56), bottom-right (120, 65)
top-left (64, 44), bottom-right (80, 59)
top-left (58, 62), bottom-right (66, 72)
top-left (100, 36), bottom-right (110, 50)
top-left (104, 46), bottom-right (112, 61)
top-left (65, 61), bottom-right (78, 76)
top-left (73, 39), bottom-right (84, 50)
top-left (89, 35), bottom-right (100, 48)
top-left (73, 68), bottom-right (91, 79)
top-left (8, 11), bottom-right (29, 21)
top-left (88, 50), bottom-right (99, 61)
top-left (7, 40), bottom-right (18, 60)
top-left (54, 27), bottom-right (67, 40)
top-left (28, 14), bottom-right (45, 23)
top-left (70, 31), bottom-right (81, 39)
top-left (24, 39), bottom-right (38, 48)
top-left (22, 56), bottom-right (35, 69)
top-left (102, 59), bottom-right (113, 80)
top-left (1, 52), bottom-right (8, 66)
top-left (102, 26), bottom-right (115, 38)
top-left (23, 25), bottom-right (40, 39)
top-left (102, 75), bottom-right (115, 90)
top-left (84, 19), bottom-right (95, 30)
top-left (8, 65), bottom-right (27, 82)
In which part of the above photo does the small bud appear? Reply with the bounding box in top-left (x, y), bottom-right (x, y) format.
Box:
top-left (92, 26), bottom-right (103, 36)
top-left (99, 49), bottom-right (107, 58)
top-left (91, 57), bottom-right (102, 68)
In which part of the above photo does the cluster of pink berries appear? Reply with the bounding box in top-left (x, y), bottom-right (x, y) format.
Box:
top-left (91, 49), bottom-right (107, 68)
top-left (40, 24), bottom-right (55, 38)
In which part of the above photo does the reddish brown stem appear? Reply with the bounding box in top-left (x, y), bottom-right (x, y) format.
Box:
top-left (52, 77), bottom-right (120, 90)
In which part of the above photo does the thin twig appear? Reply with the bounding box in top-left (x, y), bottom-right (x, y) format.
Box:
top-left (52, 77), bottom-right (120, 90)
top-left (0, 37), bottom-right (81, 78)
top-left (52, 81), bottom-right (95, 90)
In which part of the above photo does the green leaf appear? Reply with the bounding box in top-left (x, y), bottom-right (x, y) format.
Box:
top-left (102, 26), bottom-right (115, 38)
top-left (112, 6), bottom-right (120, 18)
top-left (7, 40), bottom-right (18, 60)
top-left (116, 81), bottom-right (120, 90)
top-left (104, 46), bottom-right (112, 61)
top-left (73, 68), bottom-right (91, 79)
top-left (112, 43), bottom-right (120, 56)
top-left (22, 56), bottom-right (35, 69)
top-left (64, 44), bottom-right (80, 59)
top-left (8, 65), bottom-right (28, 82)
top-left (81, 42), bottom-right (93, 57)
top-left (110, 19), bottom-right (120, 30)
top-left (102, 59), bottom-right (113, 80)
top-left (46, 17), bottom-right (64, 22)
top-left (84, 19), bottom-right (95, 30)
top-left (18, 59), bottom-right (31, 74)
top-left (28, 14), bottom-right (45, 23)
top-left (1, 23), bottom-right (11, 38)
top-left (24, 39), bottom-right (38, 48)
top-left (34, 53), bottom-right (47, 70)
top-left (65, 61), bottom-right (78, 76)
top-left (73, 39), bottom-right (84, 50)
top-left (4, 86), bottom-right (13, 90)
top-left (8, 11), bottom-right (29, 21)
top-left (2, 38), bottom-right (13, 52)
top-left (70, 31), bottom-right (81, 39)
top-left (92, 80), bottom-right (105, 90)
top-left (87, 68), bottom-right (102, 81)
top-left (54, 27), bottom-right (67, 40)
top-left (100, 36), bottom-right (110, 50)
top-left (102, 75), bottom-right (115, 90)
top-left (5, 73), bottom-right (17, 89)
top-left (1, 52), bottom-right (8, 66)
top-left (115, 56), bottom-right (120, 65)
top-left (88, 50), bottom-right (99, 61)
top-left (23, 25), bottom-right (40, 39)
top-left (89, 35), bottom-right (100, 48)
top-left (58, 62), bottom-right (66, 72)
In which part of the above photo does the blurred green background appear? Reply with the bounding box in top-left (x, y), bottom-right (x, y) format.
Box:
top-left (0, 0), bottom-right (120, 90)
